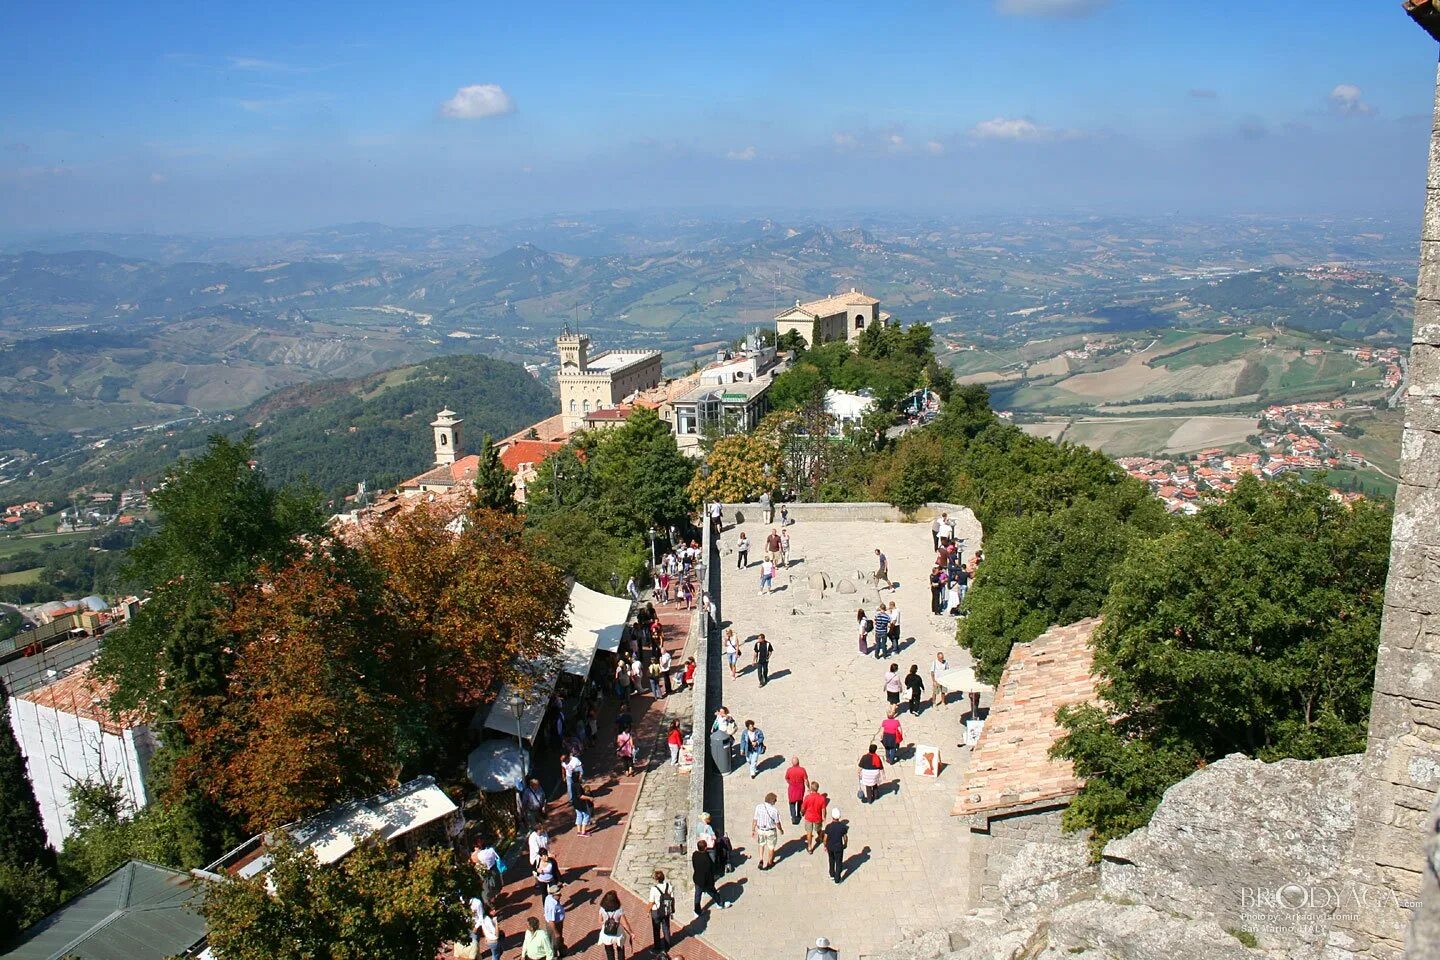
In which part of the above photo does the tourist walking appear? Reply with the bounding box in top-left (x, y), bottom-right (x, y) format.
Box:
top-left (872, 604), bottom-right (891, 659)
top-left (760, 489), bottom-right (773, 524)
top-left (904, 664), bottom-right (925, 715)
top-left (519, 776), bottom-right (547, 830)
top-left (759, 557), bottom-right (776, 594)
top-left (470, 896), bottom-right (502, 960)
top-left (667, 720), bottom-right (684, 765)
top-left (802, 781), bottom-right (828, 853)
top-left (753, 791), bottom-right (784, 870)
top-left (741, 719), bottom-right (766, 778)
top-left (766, 527), bottom-right (783, 565)
top-left (534, 849), bottom-right (560, 898)
top-left (522, 916), bottom-right (557, 960)
top-left (659, 648), bottom-right (673, 696)
top-left (857, 743), bottom-right (884, 804)
top-left (573, 786), bottom-right (595, 837)
top-left (647, 659), bottom-right (662, 699)
top-left (824, 808), bottom-right (849, 883)
top-left (542, 883), bottom-right (566, 955)
top-left (649, 870), bottom-right (676, 959)
top-left (527, 824), bottom-right (550, 874)
top-left (617, 728), bottom-right (637, 776)
top-left (753, 632), bottom-right (774, 686)
top-left (808, 936), bottom-right (841, 960)
top-left (879, 709), bottom-right (904, 764)
top-left (736, 531), bottom-right (750, 568)
top-left (929, 565), bottom-right (944, 615)
top-left (785, 756), bottom-right (808, 825)
top-left (724, 629), bottom-right (740, 679)
top-left (780, 528), bottom-right (791, 568)
top-left (887, 601), bottom-right (901, 653)
top-left (560, 752), bottom-right (584, 807)
top-left (856, 607), bottom-right (872, 656)
top-left (931, 651), bottom-right (949, 708)
top-left (883, 663), bottom-right (903, 708)
top-left (692, 841), bottom-right (728, 915)
top-left (873, 549), bottom-right (890, 592)
top-left (597, 889), bottom-right (635, 960)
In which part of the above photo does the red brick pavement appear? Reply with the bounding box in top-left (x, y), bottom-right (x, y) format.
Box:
top-left (466, 597), bottom-right (728, 960)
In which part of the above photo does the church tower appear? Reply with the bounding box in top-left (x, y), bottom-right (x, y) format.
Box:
top-left (431, 409), bottom-right (462, 466)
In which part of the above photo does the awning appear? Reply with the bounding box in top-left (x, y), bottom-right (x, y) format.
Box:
top-left (468, 740), bottom-right (528, 793)
top-left (934, 666), bottom-right (989, 692)
top-left (287, 775), bottom-right (458, 865)
top-left (481, 674), bottom-right (554, 743)
top-left (560, 581), bottom-right (633, 676)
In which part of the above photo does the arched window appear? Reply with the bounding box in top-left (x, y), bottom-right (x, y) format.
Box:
top-left (855, 314), bottom-right (866, 330)
top-left (439, 433), bottom-right (448, 446)
top-left (569, 399), bottom-right (577, 413)
top-left (583, 399), bottom-right (591, 413)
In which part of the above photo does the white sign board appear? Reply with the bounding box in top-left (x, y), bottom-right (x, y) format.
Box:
top-left (913, 744), bottom-right (941, 778)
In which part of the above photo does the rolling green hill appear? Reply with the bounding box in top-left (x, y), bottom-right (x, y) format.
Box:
top-left (6, 354), bottom-right (557, 505)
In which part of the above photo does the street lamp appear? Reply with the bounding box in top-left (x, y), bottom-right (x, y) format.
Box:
top-left (647, 526), bottom-right (658, 570)
top-left (509, 691), bottom-right (526, 825)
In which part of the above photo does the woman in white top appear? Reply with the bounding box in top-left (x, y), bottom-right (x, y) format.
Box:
top-left (597, 889), bottom-right (635, 960)
top-left (724, 629), bottom-right (740, 679)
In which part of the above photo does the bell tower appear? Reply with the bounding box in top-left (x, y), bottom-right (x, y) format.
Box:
top-left (557, 329), bottom-right (590, 372)
top-left (431, 409), bottom-right (462, 466)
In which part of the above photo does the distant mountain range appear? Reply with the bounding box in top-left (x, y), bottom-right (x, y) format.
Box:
top-left (6, 354), bottom-right (556, 505)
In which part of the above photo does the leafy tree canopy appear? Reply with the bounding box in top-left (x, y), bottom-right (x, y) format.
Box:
top-left (1052, 475), bottom-right (1391, 851)
top-left (470, 434), bottom-right (516, 514)
top-left (689, 433), bottom-right (783, 505)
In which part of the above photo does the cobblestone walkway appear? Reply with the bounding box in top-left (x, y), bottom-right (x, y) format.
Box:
top-left (488, 600), bottom-right (727, 960)
top-left (694, 516), bottom-right (986, 959)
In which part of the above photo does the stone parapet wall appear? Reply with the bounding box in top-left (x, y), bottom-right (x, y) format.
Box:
top-left (721, 500), bottom-right (970, 526)
top-left (1334, 60), bottom-right (1440, 960)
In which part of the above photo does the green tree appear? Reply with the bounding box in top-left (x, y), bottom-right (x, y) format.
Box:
top-left (0, 678), bottom-right (58, 942)
top-left (768, 363), bottom-right (826, 413)
top-left (470, 434), bottom-right (516, 514)
top-left (689, 433), bottom-right (782, 505)
top-left (202, 837), bottom-right (470, 960)
top-left (1052, 476), bottom-right (1392, 851)
top-left (55, 778), bottom-right (188, 894)
top-left (590, 407), bottom-right (695, 539)
top-left (869, 430), bottom-right (952, 514)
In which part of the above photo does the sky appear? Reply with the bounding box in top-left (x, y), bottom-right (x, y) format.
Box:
top-left (1, 0), bottom-right (1437, 234)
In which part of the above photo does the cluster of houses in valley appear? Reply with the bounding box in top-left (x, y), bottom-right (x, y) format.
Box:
top-left (1349, 344), bottom-right (1404, 390)
top-left (1118, 402), bottom-right (1375, 515)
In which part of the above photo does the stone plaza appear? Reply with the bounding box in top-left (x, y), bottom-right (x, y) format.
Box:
top-left (695, 509), bottom-right (986, 959)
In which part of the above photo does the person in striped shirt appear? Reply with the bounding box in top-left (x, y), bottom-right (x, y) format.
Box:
top-left (872, 604), bottom-right (891, 659)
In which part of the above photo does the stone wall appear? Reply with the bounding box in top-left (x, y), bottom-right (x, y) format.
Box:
top-left (723, 500), bottom-right (972, 526)
top-left (965, 803), bottom-right (1091, 911)
top-left (1332, 60), bottom-right (1440, 960)
top-left (689, 510), bottom-right (714, 845)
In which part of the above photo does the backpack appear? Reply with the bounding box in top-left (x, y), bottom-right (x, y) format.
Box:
top-left (478, 864), bottom-right (501, 904)
top-left (863, 617), bottom-right (873, 633)
top-left (653, 882), bottom-right (675, 919)
top-left (602, 910), bottom-right (622, 937)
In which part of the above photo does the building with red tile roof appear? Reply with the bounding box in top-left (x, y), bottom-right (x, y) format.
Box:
top-left (954, 617), bottom-right (1102, 906)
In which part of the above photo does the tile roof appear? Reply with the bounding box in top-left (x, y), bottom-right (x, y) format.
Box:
top-left (780, 289), bottom-right (881, 319)
top-left (401, 453), bottom-right (481, 489)
top-left (501, 414), bottom-right (571, 445)
top-left (16, 662), bottom-right (145, 736)
top-left (952, 617), bottom-right (1102, 818)
top-left (499, 439), bottom-right (565, 472)
top-left (583, 405), bottom-right (633, 422)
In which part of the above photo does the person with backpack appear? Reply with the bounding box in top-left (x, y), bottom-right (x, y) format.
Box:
top-left (856, 608), bottom-right (872, 656)
top-left (752, 633), bottom-right (774, 687)
top-left (598, 889), bottom-right (636, 960)
top-left (740, 719), bottom-right (766, 778)
top-left (648, 869), bottom-right (676, 958)
top-left (691, 839), bottom-right (729, 916)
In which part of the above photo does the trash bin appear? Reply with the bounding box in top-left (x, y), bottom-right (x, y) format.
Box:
top-left (710, 730), bottom-right (733, 775)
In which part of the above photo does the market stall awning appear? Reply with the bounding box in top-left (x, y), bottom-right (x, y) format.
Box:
top-left (481, 676), bottom-right (554, 743)
top-left (560, 582), bottom-right (633, 676)
top-left (934, 666), bottom-right (989, 693)
top-left (468, 740), bottom-right (528, 793)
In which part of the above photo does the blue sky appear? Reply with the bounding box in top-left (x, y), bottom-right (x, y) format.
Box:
top-left (1, 0), bottom-right (1436, 233)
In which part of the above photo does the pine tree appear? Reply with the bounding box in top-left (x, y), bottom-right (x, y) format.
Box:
top-left (471, 434), bottom-right (516, 513)
top-left (0, 679), bottom-right (52, 873)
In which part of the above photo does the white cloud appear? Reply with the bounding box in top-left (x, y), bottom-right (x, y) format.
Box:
top-left (887, 133), bottom-right (906, 149)
top-left (996, 0), bottom-right (1110, 17)
top-left (725, 146), bottom-right (757, 161)
top-left (441, 84), bottom-right (516, 120)
top-left (925, 140), bottom-right (945, 155)
top-left (831, 131), bottom-right (858, 150)
top-left (226, 56), bottom-right (311, 73)
top-left (149, 173), bottom-right (167, 184)
top-left (1329, 84), bottom-right (1374, 117)
top-left (970, 117), bottom-right (1048, 141)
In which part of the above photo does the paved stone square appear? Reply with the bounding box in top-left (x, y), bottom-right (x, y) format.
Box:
top-left (698, 514), bottom-right (985, 959)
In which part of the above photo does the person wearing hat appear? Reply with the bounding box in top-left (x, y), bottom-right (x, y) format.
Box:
top-left (806, 936), bottom-right (840, 959)
top-left (823, 808), bottom-right (848, 884)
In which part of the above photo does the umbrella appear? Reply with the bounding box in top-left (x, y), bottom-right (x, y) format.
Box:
top-left (467, 740), bottom-right (528, 793)
top-left (934, 666), bottom-right (987, 692)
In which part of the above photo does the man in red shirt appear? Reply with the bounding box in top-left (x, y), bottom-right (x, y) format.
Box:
top-left (801, 781), bottom-right (829, 854)
top-left (784, 756), bottom-right (808, 826)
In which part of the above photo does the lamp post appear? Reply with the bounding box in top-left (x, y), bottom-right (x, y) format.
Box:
top-left (647, 526), bottom-right (658, 570)
top-left (509, 691), bottom-right (526, 825)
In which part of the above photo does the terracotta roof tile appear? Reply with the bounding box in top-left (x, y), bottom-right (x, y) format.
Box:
top-left (952, 617), bottom-right (1102, 818)
top-left (17, 662), bottom-right (146, 735)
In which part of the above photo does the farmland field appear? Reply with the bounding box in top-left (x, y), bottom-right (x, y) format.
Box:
top-left (1021, 415), bottom-right (1260, 456)
top-left (0, 567), bottom-right (42, 586)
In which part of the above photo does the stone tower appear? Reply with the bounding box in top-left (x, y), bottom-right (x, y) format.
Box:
top-left (557, 330), bottom-right (590, 372)
top-left (431, 409), bottom-right (462, 467)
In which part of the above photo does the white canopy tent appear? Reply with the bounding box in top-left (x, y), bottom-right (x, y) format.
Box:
top-left (480, 581), bottom-right (631, 742)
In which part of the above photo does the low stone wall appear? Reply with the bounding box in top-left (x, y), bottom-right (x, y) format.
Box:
top-left (688, 513), bottom-right (714, 847)
top-left (722, 500), bottom-right (970, 526)
top-left (966, 803), bottom-right (1091, 911)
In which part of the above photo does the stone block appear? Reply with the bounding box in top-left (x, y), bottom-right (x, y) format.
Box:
top-left (1425, 194), bottom-right (1440, 244)
top-left (1409, 396), bottom-right (1440, 434)
top-left (1374, 645), bottom-right (1440, 703)
top-left (1412, 343), bottom-right (1440, 398)
top-left (1402, 430), bottom-right (1440, 489)
top-left (1417, 299), bottom-right (1440, 344)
